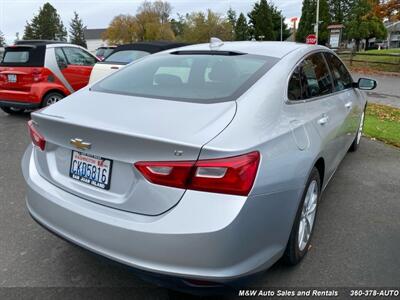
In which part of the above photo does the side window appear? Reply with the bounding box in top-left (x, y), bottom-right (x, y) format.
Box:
top-left (55, 48), bottom-right (68, 68)
top-left (62, 47), bottom-right (97, 66)
top-left (288, 67), bottom-right (303, 100)
top-left (324, 53), bottom-right (353, 91)
top-left (299, 53), bottom-right (333, 99)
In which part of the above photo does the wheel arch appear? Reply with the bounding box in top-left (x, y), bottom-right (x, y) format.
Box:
top-left (41, 89), bottom-right (68, 106)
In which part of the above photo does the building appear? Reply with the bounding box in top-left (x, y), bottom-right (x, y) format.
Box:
top-left (386, 21), bottom-right (400, 49)
top-left (83, 28), bottom-right (108, 54)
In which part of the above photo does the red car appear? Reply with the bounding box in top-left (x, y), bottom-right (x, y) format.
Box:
top-left (0, 40), bottom-right (99, 114)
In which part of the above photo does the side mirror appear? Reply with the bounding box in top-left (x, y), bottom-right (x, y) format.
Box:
top-left (356, 78), bottom-right (377, 90)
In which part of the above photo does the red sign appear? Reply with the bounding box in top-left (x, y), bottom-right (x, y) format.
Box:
top-left (306, 34), bottom-right (317, 45)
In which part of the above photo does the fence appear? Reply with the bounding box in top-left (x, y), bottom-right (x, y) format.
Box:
top-left (337, 51), bottom-right (400, 73)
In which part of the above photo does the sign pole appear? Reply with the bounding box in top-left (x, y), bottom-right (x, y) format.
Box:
top-left (315, 0), bottom-right (320, 44)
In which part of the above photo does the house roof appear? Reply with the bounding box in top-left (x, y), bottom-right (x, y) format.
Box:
top-left (385, 21), bottom-right (400, 31)
top-left (84, 28), bottom-right (106, 40)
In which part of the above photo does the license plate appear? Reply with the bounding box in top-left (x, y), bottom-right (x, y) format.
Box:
top-left (7, 74), bottom-right (17, 83)
top-left (69, 151), bottom-right (113, 190)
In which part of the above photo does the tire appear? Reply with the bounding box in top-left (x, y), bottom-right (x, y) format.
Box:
top-left (283, 167), bottom-right (321, 265)
top-left (0, 106), bottom-right (25, 115)
top-left (41, 92), bottom-right (64, 107)
top-left (349, 109), bottom-right (366, 152)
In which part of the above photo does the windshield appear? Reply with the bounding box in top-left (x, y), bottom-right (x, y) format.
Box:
top-left (93, 53), bottom-right (278, 103)
top-left (104, 50), bottom-right (150, 64)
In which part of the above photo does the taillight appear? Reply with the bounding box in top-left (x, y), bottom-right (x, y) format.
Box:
top-left (32, 68), bottom-right (45, 82)
top-left (27, 120), bottom-right (46, 151)
top-left (134, 151), bottom-right (260, 196)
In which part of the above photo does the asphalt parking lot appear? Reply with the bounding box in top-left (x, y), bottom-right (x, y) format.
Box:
top-left (0, 110), bottom-right (399, 299)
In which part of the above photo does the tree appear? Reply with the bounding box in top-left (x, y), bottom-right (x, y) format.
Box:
top-left (328, 0), bottom-right (355, 24)
top-left (22, 3), bottom-right (67, 41)
top-left (103, 1), bottom-right (176, 44)
top-left (346, 0), bottom-right (387, 51)
top-left (374, 0), bottom-right (400, 22)
top-left (180, 10), bottom-right (233, 43)
top-left (23, 22), bottom-right (35, 40)
top-left (270, 4), bottom-right (291, 41)
top-left (248, 0), bottom-right (275, 40)
top-left (135, 0), bottom-right (175, 41)
top-left (227, 7), bottom-right (237, 39)
top-left (0, 30), bottom-right (5, 47)
top-left (170, 14), bottom-right (186, 37)
top-left (235, 13), bottom-right (250, 41)
top-left (296, 0), bottom-right (330, 45)
top-left (69, 12), bottom-right (87, 48)
top-left (102, 14), bottom-right (138, 44)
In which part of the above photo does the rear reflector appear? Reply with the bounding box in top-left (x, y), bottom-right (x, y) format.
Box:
top-left (27, 120), bottom-right (46, 151)
top-left (134, 151), bottom-right (260, 196)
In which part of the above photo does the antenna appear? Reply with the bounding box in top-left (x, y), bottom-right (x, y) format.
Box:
top-left (210, 37), bottom-right (224, 50)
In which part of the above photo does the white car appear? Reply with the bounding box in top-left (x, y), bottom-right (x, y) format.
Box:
top-left (88, 42), bottom-right (187, 84)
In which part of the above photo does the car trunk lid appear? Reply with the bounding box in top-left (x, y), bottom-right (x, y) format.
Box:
top-left (31, 89), bottom-right (236, 215)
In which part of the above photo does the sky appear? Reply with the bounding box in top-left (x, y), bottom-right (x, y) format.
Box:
top-left (0, 0), bottom-right (302, 44)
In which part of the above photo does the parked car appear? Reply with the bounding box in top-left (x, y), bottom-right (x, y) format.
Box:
top-left (22, 41), bottom-right (376, 288)
top-left (0, 40), bottom-right (99, 114)
top-left (88, 41), bottom-right (188, 84)
top-left (95, 46), bottom-right (116, 61)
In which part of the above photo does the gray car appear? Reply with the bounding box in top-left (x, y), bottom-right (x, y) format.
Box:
top-left (22, 41), bottom-right (376, 287)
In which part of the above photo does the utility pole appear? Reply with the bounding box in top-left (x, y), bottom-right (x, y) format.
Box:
top-left (315, 0), bottom-right (320, 44)
top-left (280, 16), bottom-right (283, 41)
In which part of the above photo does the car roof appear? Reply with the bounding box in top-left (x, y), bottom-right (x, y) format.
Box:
top-left (169, 41), bottom-right (324, 58)
top-left (112, 41), bottom-right (190, 54)
top-left (15, 40), bottom-right (67, 45)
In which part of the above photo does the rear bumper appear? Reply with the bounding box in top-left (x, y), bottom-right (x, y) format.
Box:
top-left (0, 99), bottom-right (40, 109)
top-left (0, 89), bottom-right (42, 105)
top-left (22, 145), bottom-right (302, 282)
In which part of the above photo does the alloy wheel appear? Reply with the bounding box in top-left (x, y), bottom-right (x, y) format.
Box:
top-left (298, 180), bottom-right (318, 251)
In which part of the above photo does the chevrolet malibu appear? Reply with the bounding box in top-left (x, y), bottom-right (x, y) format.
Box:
top-left (22, 41), bottom-right (377, 287)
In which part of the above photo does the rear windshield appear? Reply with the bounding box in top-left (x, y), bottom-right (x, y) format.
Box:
top-left (104, 50), bottom-right (150, 64)
top-left (96, 48), bottom-right (114, 57)
top-left (0, 45), bottom-right (45, 67)
top-left (93, 53), bottom-right (278, 103)
top-left (3, 51), bottom-right (29, 63)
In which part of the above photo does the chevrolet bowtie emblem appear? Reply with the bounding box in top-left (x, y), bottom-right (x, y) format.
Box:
top-left (70, 138), bottom-right (91, 150)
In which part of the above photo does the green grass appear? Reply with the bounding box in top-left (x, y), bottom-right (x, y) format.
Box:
top-left (364, 49), bottom-right (400, 55)
top-left (364, 103), bottom-right (400, 148)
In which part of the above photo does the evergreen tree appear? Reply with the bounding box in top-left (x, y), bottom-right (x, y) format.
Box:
top-left (270, 5), bottom-right (290, 41)
top-left (0, 30), bottom-right (5, 46)
top-left (328, 0), bottom-right (354, 24)
top-left (235, 13), bottom-right (249, 41)
top-left (296, 0), bottom-right (330, 45)
top-left (23, 22), bottom-right (35, 40)
top-left (248, 0), bottom-right (275, 40)
top-left (69, 11), bottom-right (87, 48)
top-left (227, 7), bottom-right (237, 39)
top-left (22, 3), bottom-right (67, 41)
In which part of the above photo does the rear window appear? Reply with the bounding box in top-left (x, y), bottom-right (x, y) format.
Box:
top-left (0, 45), bottom-right (45, 67)
top-left (3, 51), bottom-right (29, 63)
top-left (93, 53), bottom-right (278, 103)
top-left (104, 50), bottom-right (150, 64)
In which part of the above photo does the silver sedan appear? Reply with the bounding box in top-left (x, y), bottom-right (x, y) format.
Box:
top-left (22, 41), bottom-right (376, 287)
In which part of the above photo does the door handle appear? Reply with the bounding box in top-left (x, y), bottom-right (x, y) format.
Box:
top-left (345, 102), bottom-right (352, 109)
top-left (318, 114), bottom-right (329, 125)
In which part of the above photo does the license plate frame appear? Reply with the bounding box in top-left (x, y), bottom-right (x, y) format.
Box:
top-left (7, 74), bottom-right (17, 83)
top-left (69, 151), bottom-right (113, 190)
